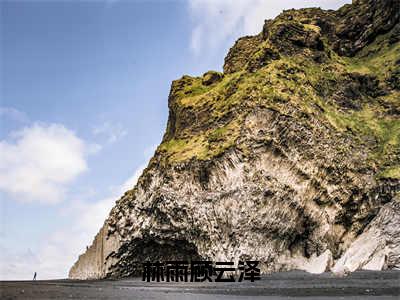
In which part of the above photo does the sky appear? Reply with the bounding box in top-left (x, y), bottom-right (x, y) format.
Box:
top-left (0, 0), bottom-right (351, 280)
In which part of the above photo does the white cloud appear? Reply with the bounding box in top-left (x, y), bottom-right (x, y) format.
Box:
top-left (0, 165), bottom-right (146, 280)
top-left (0, 147), bottom-right (153, 280)
top-left (0, 247), bottom-right (40, 280)
top-left (188, 0), bottom-right (351, 55)
top-left (92, 121), bottom-right (127, 144)
top-left (0, 123), bottom-right (94, 204)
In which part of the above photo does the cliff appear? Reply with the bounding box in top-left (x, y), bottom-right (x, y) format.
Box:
top-left (69, 0), bottom-right (400, 279)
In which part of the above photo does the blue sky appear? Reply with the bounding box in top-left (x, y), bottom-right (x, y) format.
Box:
top-left (0, 0), bottom-right (350, 280)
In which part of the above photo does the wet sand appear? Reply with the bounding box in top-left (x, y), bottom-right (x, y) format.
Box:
top-left (1, 270), bottom-right (399, 299)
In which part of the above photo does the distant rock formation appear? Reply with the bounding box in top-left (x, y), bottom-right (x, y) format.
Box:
top-left (69, 0), bottom-right (400, 279)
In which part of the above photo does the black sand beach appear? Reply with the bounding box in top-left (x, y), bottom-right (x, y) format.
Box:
top-left (1, 270), bottom-right (399, 300)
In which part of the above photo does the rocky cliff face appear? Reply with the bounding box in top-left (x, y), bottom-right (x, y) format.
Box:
top-left (69, 0), bottom-right (400, 279)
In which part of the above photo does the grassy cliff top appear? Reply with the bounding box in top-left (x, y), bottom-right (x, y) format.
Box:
top-left (153, 0), bottom-right (399, 179)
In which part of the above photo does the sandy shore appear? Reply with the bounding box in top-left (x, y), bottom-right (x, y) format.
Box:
top-left (1, 270), bottom-right (399, 299)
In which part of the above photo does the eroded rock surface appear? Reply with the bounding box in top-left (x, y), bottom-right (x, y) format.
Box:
top-left (69, 0), bottom-right (400, 279)
top-left (332, 198), bottom-right (400, 274)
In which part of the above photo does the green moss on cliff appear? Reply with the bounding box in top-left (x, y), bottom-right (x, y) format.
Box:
top-left (379, 166), bottom-right (400, 179)
top-left (343, 32), bottom-right (400, 80)
top-left (159, 119), bottom-right (240, 162)
top-left (158, 11), bottom-right (399, 172)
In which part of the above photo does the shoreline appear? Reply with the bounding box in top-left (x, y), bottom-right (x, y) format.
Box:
top-left (1, 270), bottom-right (399, 299)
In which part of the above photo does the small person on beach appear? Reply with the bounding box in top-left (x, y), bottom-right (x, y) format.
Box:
top-left (33, 272), bottom-right (37, 281)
